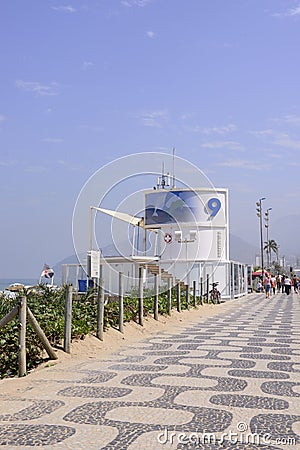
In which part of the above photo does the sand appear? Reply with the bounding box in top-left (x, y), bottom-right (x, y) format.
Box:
top-left (35, 300), bottom-right (236, 371)
top-left (0, 299), bottom-right (240, 392)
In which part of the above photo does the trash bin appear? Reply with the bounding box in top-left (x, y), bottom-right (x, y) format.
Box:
top-left (78, 279), bottom-right (87, 292)
top-left (78, 279), bottom-right (94, 292)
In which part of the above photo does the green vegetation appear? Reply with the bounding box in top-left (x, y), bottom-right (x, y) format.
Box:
top-left (0, 285), bottom-right (205, 379)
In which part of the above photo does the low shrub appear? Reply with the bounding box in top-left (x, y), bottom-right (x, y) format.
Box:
top-left (0, 284), bottom-right (200, 378)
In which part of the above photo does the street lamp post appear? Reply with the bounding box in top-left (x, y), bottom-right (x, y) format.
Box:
top-left (264, 207), bottom-right (272, 270)
top-left (256, 197), bottom-right (266, 278)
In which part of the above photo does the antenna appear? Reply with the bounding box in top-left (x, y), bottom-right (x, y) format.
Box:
top-left (156, 161), bottom-right (170, 189)
top-left (172, 147), bottom-right (176, 188)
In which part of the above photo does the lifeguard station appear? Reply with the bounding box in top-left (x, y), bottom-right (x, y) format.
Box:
top-left (66, 165), bottom-right (248, 299)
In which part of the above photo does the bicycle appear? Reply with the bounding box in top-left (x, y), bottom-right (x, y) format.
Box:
top-left (209, 282), bottom-right (221, 304)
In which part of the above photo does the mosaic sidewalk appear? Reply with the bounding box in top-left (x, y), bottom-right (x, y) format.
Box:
top-left (0, 292), bottom-right (299, 449)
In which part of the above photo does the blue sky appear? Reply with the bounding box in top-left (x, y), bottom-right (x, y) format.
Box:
top-left (1, 0), bottom-right (300, 277)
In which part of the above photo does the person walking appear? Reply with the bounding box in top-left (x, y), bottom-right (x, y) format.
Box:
top-left (281, 275), bottom-right (285, 293)
top-left (284, 275), bottom-right (292, 295)
top-left (292, 274), bottom-right (299, 293)
top-left (271, 275), bottom-right (276, 295)
top-left (263, 275), bottom-right (272, 299)
top-left (276, 274), bottom-right (282, 293)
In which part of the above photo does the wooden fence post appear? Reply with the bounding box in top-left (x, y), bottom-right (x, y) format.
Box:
top-left (119, 272), bottom-right (124, 333)
top-left (18, 296), bottom-right (27, 377)
top-left (138, 267), bottom-right (144, 326)
top-left (64, 285), bottom-right (73, 353)
top-left (200, 277), bottom-right (203, 306)
top-left (206, 274), bottom-right (210, 303)
top-left (167, 277), bottom-right (172, 315)
top-left (0, 306), bottom-right (18, 329)
top-left (176, 283), bottom-right (181, 312)
top-left (193, 280), bottom-right (196, 307)
top-left (154, 273), bottom-right (159, 320)
top-left (27, 307), bottom-right (58, 360)
top-left (97, 277), bottom-right (105, 340)
top-left (185, 284), bottom-right (189, 310)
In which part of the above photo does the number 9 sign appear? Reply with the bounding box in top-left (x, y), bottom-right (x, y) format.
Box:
top-left (206, 197), bottom-right (221, 219)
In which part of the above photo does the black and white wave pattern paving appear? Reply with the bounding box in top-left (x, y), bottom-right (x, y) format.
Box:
top-left (0, 292), bottom-right (299, 449)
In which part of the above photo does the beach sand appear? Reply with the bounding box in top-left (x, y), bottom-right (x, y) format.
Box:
top-left (44, 302), bottom-right (237, 368)
top-left (0, 297), bottom-right (251, 410)
top-left (0, 299), bottom-right (239, 395)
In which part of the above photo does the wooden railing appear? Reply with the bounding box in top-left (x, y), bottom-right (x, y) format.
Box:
top-left (0, 296), bottom-right (57, 377)
top-left (0, 272), bottom-right (213, 377)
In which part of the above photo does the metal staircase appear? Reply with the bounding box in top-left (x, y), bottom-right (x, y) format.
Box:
top-left (145, 263), bottom-right (187, 290)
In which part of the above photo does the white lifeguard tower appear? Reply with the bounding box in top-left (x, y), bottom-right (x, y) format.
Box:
top-left (136, 173), bottom-right (237, 298)
top-left (67, 156), bottom-right (248, 299)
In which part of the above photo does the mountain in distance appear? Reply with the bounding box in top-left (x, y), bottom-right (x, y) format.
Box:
top-left (229, 233), bottom-right (258, 265)
top-left (52, 253), bottom-right (84, 284)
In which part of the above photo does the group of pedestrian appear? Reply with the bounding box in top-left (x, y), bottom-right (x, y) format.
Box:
top-left (277, 273), bottom-right (299, 295)
top-left (256, 273), bottom-right (299, 298)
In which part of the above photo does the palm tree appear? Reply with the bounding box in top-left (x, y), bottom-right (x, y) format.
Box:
top-left (264, 239), bottom-right (278, 268)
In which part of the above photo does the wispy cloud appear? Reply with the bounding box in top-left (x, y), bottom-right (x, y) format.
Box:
top-left (218, 159), bottom-right (262, 170)
top-left (201, 124), bottom-right (237, 135)
top-left (289, 5), bottom-right (300, 16)
top-left (0, 160), bottom-right (18, 167)
top-left (267, 152), bottom-right (283, 159)
top-left (51, 5), bottom-right (76, 13)
top-left (0, 114), bottom-right (5, 122)
top-left (82, 61), bottom-right (94, 71)
top-left (42, 137), bottom-right (64, 143)
top-left (272, 114), bottom-right (300, 126)
top-left (273, 133), bottom-right (300, 149)
top-left (272, 4), bottom-right (300, 17)
top-left (138, 110), bottom-right (168, 127)
top-left (288, 160), bottom-right (300, 167)
top-left (121, 0), bottom-right (153, 7)
top-left (25, 165), bottom-right (47, 173)
top-left (16, 80), bottom-right (60, 96)
top-left (200, 140), bottom-right (244, 151)
top-left (185, 123), bottom-right (237, 135)
top-left (251, 127), bottom-right (300, 150)
top-left (146, 31), bottom-right (155, 39)
top-left (180, 113), bottom-right (192, 121)
top-left (57, 159), bottom-right (79, 171)
top-left (250, 129), bottom-right (275, 137)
